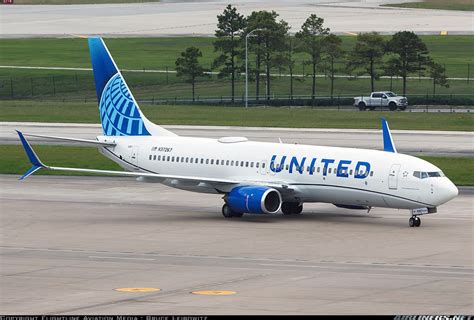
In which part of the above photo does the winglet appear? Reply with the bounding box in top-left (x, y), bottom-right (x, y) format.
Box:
top-left (381, 118), bottom-right (397, 153)
top-left (16, 130), bottom-right (46, 180)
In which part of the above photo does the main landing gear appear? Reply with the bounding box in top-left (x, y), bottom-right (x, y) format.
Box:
top-left (222, 204), bottom-right (244, 218)
top-left (281, 202), bottom-right (303, 215)
top-left (409, 215), bottom-right (421, 228)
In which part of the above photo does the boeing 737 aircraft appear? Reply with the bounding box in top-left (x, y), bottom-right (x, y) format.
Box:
top-left (17, 37), bottom-right (458, 227)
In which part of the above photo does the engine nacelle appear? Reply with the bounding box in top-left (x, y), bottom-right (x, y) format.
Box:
top-left (226, 186), bottom-right (282, 214)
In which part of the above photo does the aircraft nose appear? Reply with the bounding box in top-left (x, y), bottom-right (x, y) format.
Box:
top-left (448, 181), bottom-right (459, 199)
top-left (437, 179), bottom-right (458, 204)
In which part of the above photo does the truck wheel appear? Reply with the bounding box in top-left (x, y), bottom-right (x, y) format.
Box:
top-left (388, 102), bottom-right (397, 111)
top-left (358, 102), bottom-right (367, 111)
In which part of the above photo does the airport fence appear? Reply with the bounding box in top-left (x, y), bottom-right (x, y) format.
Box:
top-left (0, 70), bottom-right (473, 107)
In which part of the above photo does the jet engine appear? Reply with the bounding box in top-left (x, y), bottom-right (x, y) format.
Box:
top-left (226, 186), bottom-right (282, 214)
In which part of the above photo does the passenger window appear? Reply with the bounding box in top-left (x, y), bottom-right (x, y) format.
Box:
top-left (186, 157), bottom-right (189, 163)
top-left (211, 159), bottom-right (214, 165)
top-left (190, 158), bottom-right (193, 163)
top-left (231, 160), bottom-right (234, 166)
top-left (370, 171), bottom-right (374, 177)
top-left (262, 163), bottom-right (266, 168)
top-left (226, 160), bottom-right (230, 166)
top-left (256, 162), bottom-right (259, 168)
top-left (328, 168), bottom-right (332, 174)
top-left (246, 161), bottom-right (249, 167)
top-left (206, 159), bottom-right (209, 164)
top-left (157, 155), bottom-right (161, 161)
top-left (201, 158), bottom-right (204, 164)
top-left (152, 155), bottom-right (156, 160)
top-left (241, 161), bottom-right (244, 167)
top-left (317, 167), bottom-right (320, 173)
top-left (286, 165), bottom-right (289, 170)
top-left (350, 169), bottom-right (353, 175)
top-left (251, 162), bottom-right (254, 168)
top-left (149, 155), bottom-right (152, 160)
top-left (216, 160), bottom-right (219, 165)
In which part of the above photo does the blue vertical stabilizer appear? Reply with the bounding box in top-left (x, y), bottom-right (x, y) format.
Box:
top-left (88, 37), bottom-right (150, 136)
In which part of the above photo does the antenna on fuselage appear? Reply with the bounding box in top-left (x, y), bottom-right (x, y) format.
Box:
top-left (381, 118), bottom-right (397, 153)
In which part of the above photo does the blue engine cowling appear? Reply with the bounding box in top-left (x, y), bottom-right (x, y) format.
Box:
top-left (226, 186), bottom-right (282, 214)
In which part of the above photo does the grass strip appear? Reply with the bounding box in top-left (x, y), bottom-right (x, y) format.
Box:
top-left (1, 100), bottom-right (473, 131)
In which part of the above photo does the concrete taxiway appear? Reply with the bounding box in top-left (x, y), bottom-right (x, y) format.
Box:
top-left (0, 175), bottom-right (473, 314)
top-left (2, 122), bottom-right (473, 157)
top-left (1, 0), bottom-right (472, 38)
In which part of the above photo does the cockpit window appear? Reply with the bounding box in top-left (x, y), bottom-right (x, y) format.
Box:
top-left (413, 171), bottom-right (445, 179)
top-left (428, 171), bottom-right (445, 177)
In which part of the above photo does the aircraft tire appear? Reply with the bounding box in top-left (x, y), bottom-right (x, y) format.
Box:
top-left (282, 202), bottom-right (303, 215)
top-left (293, 204), bottom-right (303, 214)
top-left (415, 217), bottom-right (421, 227)
top-left (281, 202), bottom-right (293, 215)
top-left (409, 216), bottom-right (415, 227)
top-left (222, 204), bottom-right (235, 218)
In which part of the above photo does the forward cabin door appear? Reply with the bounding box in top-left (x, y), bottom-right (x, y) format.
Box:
top-left (388, 164), bottom-right (401, 190)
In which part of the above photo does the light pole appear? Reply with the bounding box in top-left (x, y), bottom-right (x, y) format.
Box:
top-left (245, 28), bottom-right (264, 108)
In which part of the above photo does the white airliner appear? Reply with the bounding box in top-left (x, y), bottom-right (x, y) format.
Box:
top-left (17, 37), bottom-right (458, 228)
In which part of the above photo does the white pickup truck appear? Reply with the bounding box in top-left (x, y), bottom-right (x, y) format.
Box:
top-left (353, 91), bottom-right (408, 111)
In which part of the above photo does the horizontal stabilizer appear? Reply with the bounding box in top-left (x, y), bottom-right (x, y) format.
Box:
top-left (23, 133), bottom-right (116, 146)
top-left (16, 130), bottom-right (45, 180)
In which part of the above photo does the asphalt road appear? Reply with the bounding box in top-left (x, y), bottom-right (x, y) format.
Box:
top-left (2, 122), bottom-right (473, 157)
top-left (1, 0), bottom-right (472, 38)
top-left (0, 175), bottom-right (472, 314)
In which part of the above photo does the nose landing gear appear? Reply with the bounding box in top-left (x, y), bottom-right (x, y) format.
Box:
top-left (408, 207), bottom-right (436, 228)
top-left (409, 216), bottom-right (421, 228)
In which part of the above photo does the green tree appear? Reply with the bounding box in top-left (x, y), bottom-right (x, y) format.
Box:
top-left (213, 5), bottom-right (246, 103)
top-left (175, 47), bottom-right (207, 102)
top-left (346, 32), bottom-right (385, 93)
top-left (295, 14), bottom-right (330, 101)
top-left (383, 62), bottom-right (399, 91)
top-left (386, 31), bottom-right (431, 96)
top-left (245, 10), bottom-right (289, 100)
top-left (284, 36), bottom-right (297, 100)
top-left (272, 35), bottom-right (297, 100)
top-left (429, 62), bottom-right (449, 95)
top-left (322, 34), bottom-right (344, 99)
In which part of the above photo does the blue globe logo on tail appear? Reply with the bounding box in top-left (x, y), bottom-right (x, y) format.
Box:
top-left (89, 37), bottom-right (151, 137)
top-left (100, 74), bottom-right (150, 136)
